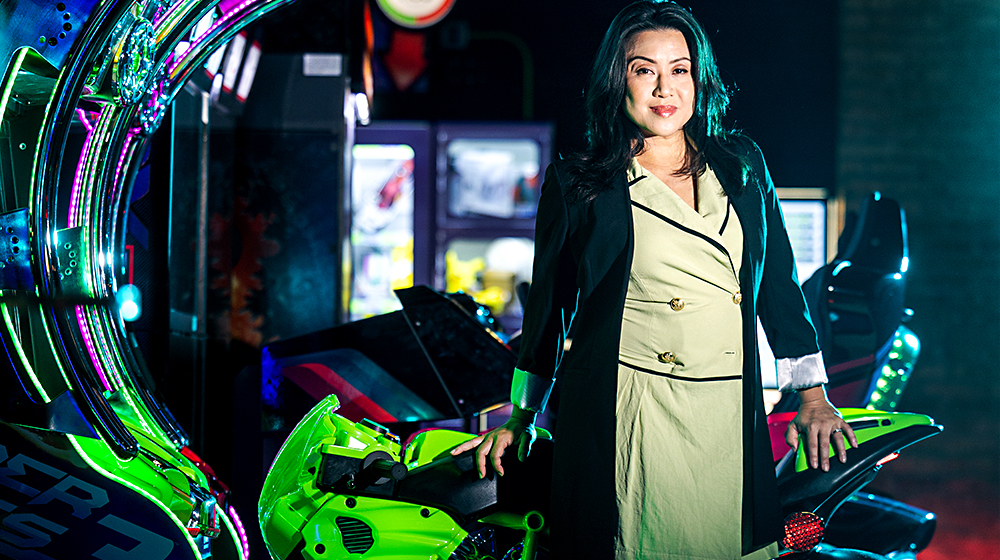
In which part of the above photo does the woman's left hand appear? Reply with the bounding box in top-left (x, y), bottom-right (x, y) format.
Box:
top-left (785, 386), bottom-right (858, 471)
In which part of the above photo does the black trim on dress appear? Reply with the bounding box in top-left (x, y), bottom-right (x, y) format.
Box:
top-left (619, 359), bottom-right (743, 382)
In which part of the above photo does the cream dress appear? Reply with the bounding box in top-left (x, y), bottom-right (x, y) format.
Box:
top-left (614, 160), bottom-right (778, 560)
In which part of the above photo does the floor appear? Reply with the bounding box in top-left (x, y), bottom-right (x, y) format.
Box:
top-left (867, 436), bottom-right (1000, 559)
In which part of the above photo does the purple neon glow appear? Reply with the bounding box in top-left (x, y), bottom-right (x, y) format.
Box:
top-left (228, 505), bottom-right (250, 560)
top-left (69, 124), bottom-right (96, 229)
top-left (69, 106), bottom-right (105, 228)
top-left (75, 109), bottom-right (94, 132)
top-left (76, 305), bottom-right (112, 392)
top-left (113, 129), bottom-right (139, 191)
top-left (153, 2), bottom-right (177, 28)
top-left (170, 0), bottom-right (258, 73)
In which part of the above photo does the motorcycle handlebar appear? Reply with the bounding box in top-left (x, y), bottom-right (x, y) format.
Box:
top-left (363, 458), bottom-right (408, 482)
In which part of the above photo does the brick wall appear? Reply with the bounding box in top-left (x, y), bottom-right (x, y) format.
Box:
top-left (838, 0), bottom-right (1000, 483)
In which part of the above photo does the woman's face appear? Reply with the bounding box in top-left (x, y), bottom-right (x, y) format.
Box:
top-left (623, 29), bottom-right (695, 141)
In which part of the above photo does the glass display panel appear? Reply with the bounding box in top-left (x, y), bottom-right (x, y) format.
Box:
top-left (350, 144), bottom-right (415, 319)
top-left (444, 236), bottom-right (534, 335)
top-left (446, 138), bottom-right (541, 219)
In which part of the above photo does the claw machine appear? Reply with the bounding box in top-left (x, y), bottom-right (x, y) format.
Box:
top-left (434, 123), bottom-right (553, 334)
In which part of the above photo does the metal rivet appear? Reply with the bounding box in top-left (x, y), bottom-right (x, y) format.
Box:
top-left (669, 297), bottom-right (684, 311)
top-left (18, 143), bottom-right (26, 151)
top-left (420, 508), bottom-right (431, 518)
top-left (345, 497), bottom-right (356, 508)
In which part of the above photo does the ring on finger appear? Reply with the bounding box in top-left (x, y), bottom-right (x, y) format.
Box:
top-left (832, 428), bottom-right (843, 433)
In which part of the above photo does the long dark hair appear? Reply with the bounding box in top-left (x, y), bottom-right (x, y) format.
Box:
top-left (565, 0), bottom-right (749, 201)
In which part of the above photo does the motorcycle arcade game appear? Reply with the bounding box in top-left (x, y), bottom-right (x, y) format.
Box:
top-left (258, 196), bottom-right (942, 560)
top-left (0, 0), bottom-right (303, 558)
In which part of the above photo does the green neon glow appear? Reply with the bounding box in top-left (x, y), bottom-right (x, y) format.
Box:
top-left (154, 0), bottom-right (203, 43)
top-left (125, 420), bottom-right (208, 488)
top-left (0, 304), bottom-right (52, 403)
top-left (217, 504), bottom-right (248, 560)
top-left (0, 48), bottom-right (30, 123)
top-left (68, 434), bottom-right (203, 559)
top-left (34, 302), bottom-right (84, 393)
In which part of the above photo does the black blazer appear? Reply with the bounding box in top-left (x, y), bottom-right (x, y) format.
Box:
top-left (517, 135), bottom-right (820, 558)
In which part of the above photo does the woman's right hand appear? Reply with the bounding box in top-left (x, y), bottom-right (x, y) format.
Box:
top-left (450, 410), bottom-right (537, 478)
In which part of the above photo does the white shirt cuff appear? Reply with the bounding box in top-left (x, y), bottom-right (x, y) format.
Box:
top-left (776, 351), bottom-right (828, 392)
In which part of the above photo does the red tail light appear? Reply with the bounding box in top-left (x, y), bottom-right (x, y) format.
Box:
top-left (782, 512), bottom-right (824, 552)
top-left (876, 452), bottom-right (900, 466)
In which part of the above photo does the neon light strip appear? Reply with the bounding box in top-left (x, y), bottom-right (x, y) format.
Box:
top-left (170, 0), bottom-right (258, 74)
top-left (68, 434), bottom-right (203, 559)
top-left (75, 108), bottom-right (95, 132)
top-left (0, 304), bottom-right (51, 403)
top-left (0, 49), bottom-right (29, 122)
top-left (76, 305), bottom-right (112, 392)
top-left (113, 129), bottom-right (138, 190)
top-left (69, 105), bottom-right (108, 229)
top-left (154, 0), bottom-right (203, 41)
top-left (92, 128), bottom-right (175, 444)
top-left (69, 128), bottom-right (95, 229)
top-left (226, 505), bottom-right (250, 560)
top-left (31, 303), bottom-right (79, 393)
top-left (90, 306), bottom-right (161, 440)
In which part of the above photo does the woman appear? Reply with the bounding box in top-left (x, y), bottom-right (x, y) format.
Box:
top-left (453, 2), bottom-right (856, 559)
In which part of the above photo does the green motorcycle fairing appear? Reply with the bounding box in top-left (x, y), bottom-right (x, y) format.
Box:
top-left (794, 408), bottom-right (937, 472)
top-left (260, 394), bottom-right (477, 559)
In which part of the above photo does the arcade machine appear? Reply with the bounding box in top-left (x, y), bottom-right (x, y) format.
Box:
top-left (0, 0), bottom-right (372, 557)
top-left (433, 123), bottom-right (552, 333)
top-left (347, 122), bottom-right (552, 332)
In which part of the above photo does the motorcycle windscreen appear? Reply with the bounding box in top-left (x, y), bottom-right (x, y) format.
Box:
top-left (271, 348), bottom-right (440, 423)
top-left (262, 285), bottom-right (516, 422)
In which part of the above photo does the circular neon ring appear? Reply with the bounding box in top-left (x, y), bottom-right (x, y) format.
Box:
top-left (376, 0), bottom-right (456, 29)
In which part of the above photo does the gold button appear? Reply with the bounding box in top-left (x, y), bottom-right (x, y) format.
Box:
top-left (657, 351), bottom-right (676, 364)
top-left (732, 291), bottom-right (743, 305)
top-left (669, 297), bottom-right (685, 311)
